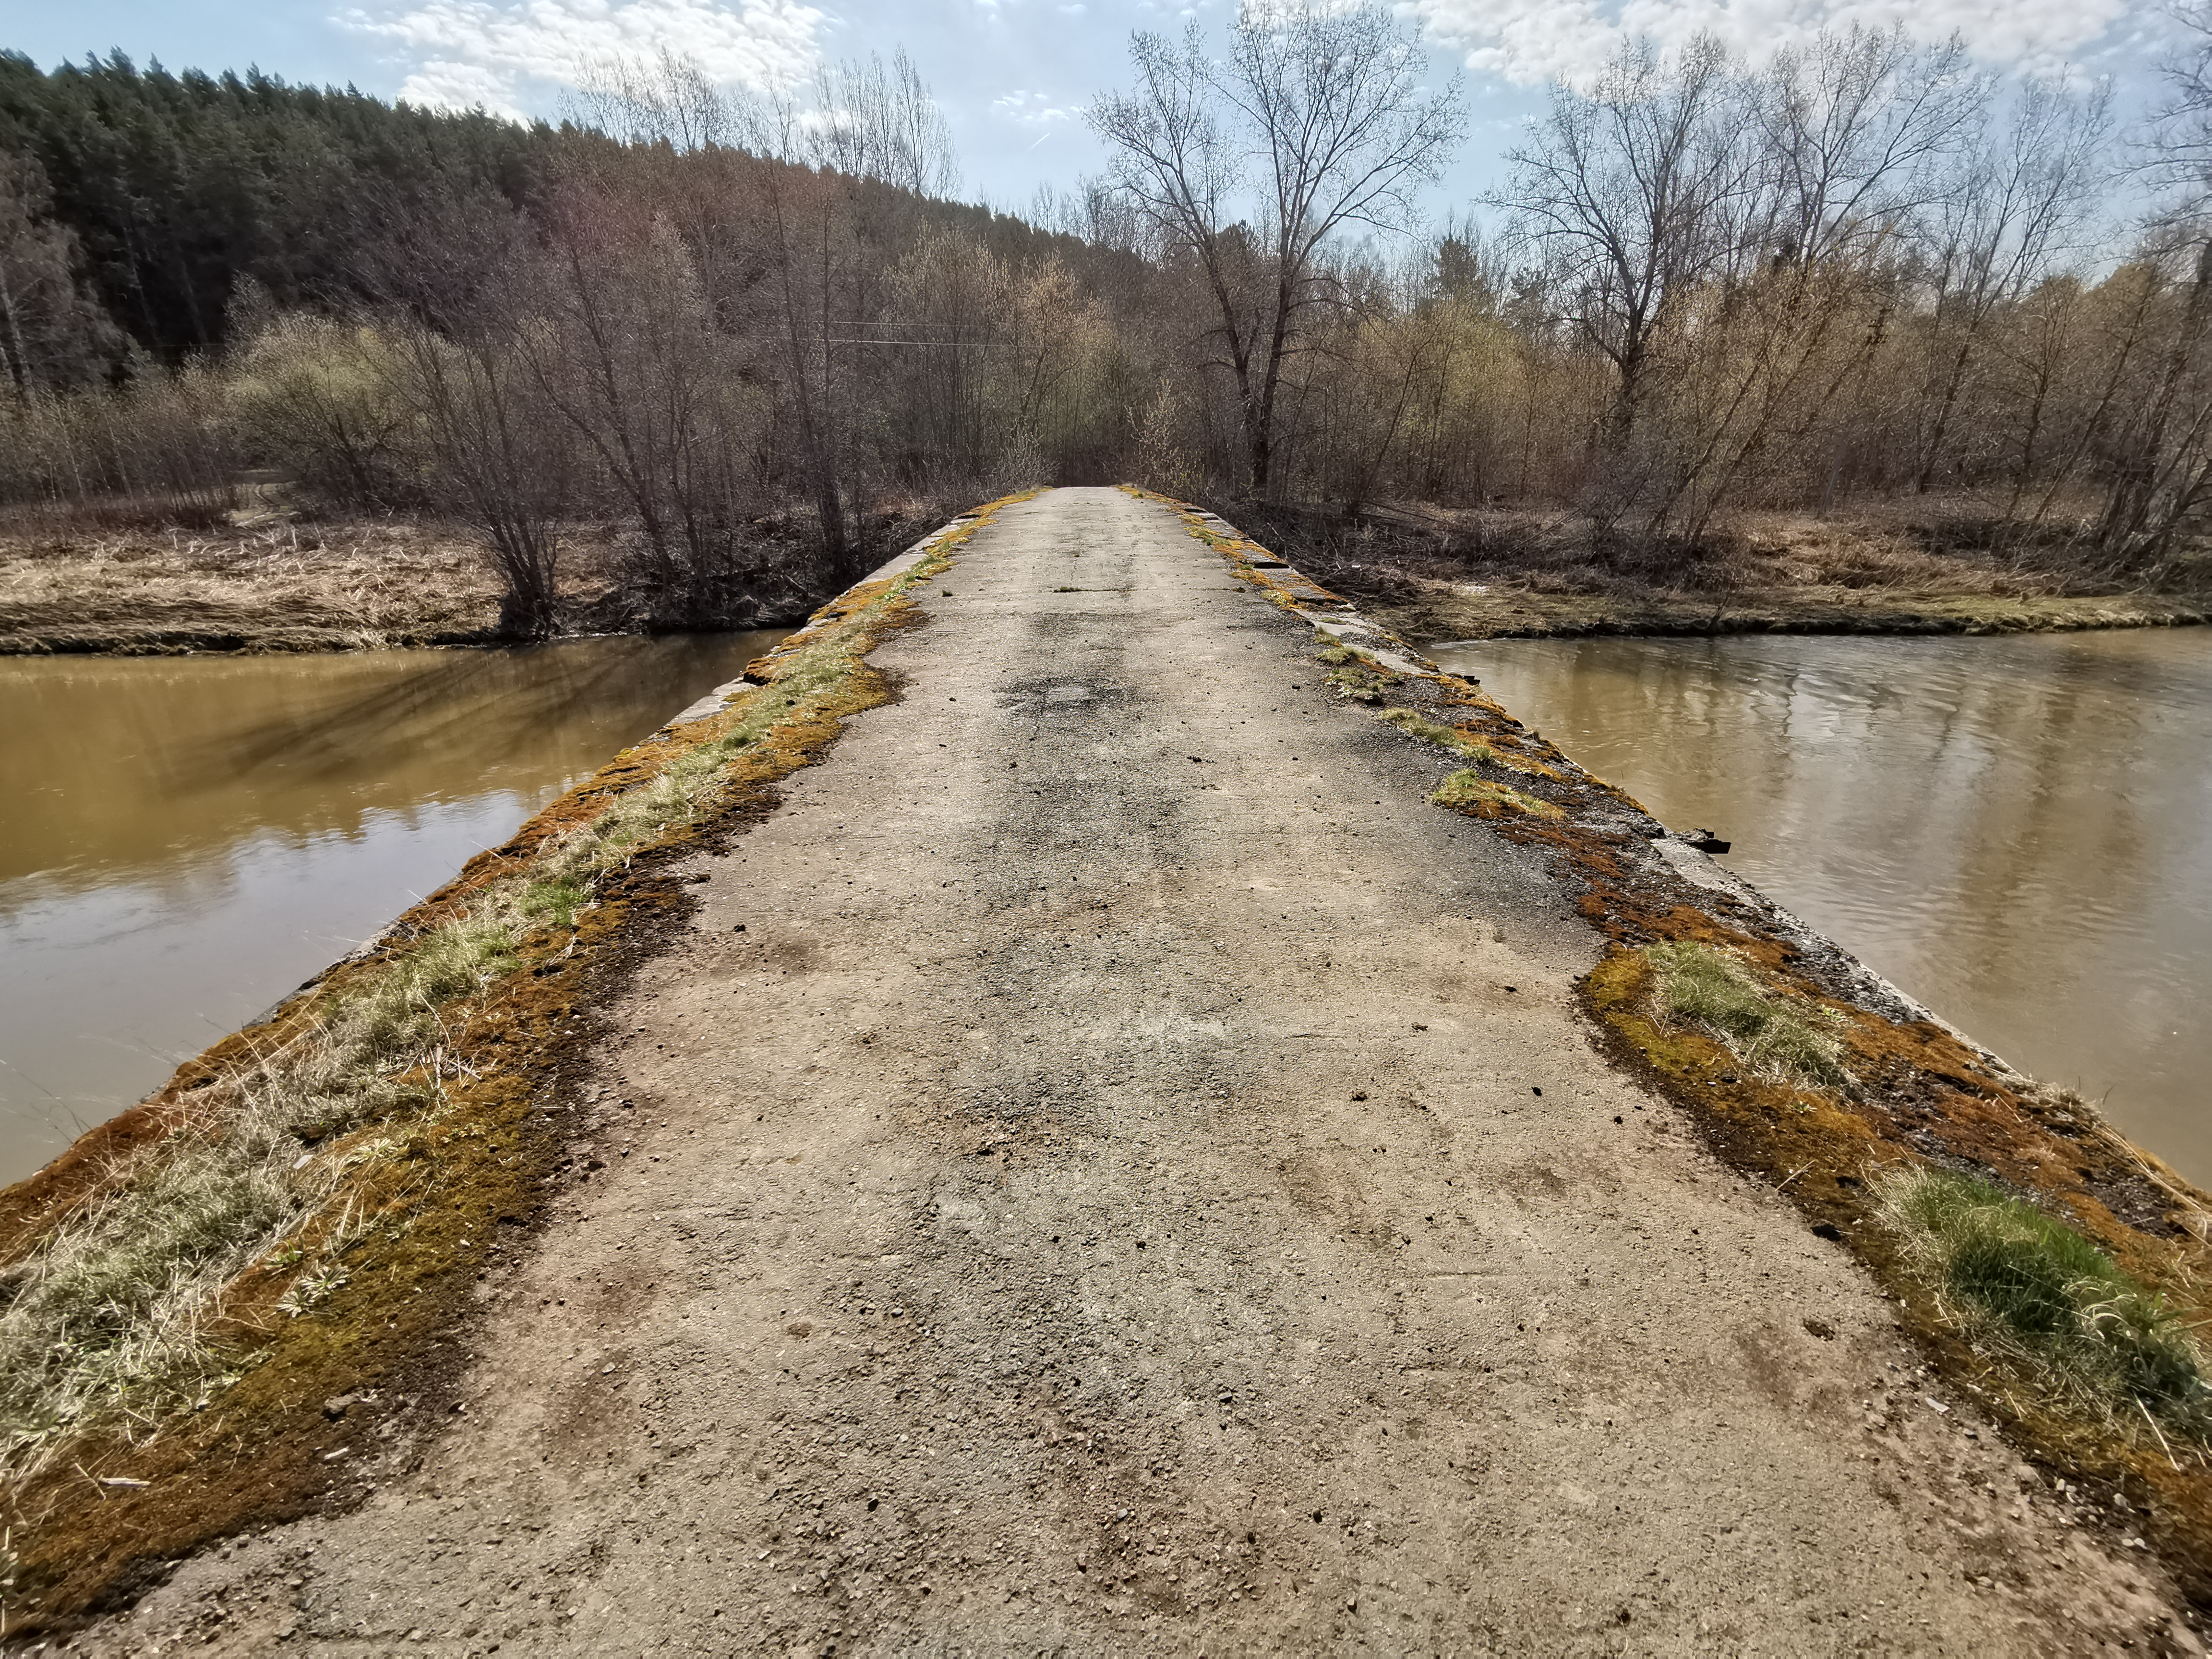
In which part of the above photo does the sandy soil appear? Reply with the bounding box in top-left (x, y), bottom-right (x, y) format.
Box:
top-left (63, 489), bottom-right (2194, 1654)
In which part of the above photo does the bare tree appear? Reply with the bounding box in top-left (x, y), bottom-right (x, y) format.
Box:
top-left (390, 319), bottom-right (570, 637)
top-left (572, 47), bottom-right (960, 577)
top-left (2142, 0), bottom-right (2212, 211)
top-left (351, 190), bottom-right (571, 636)
top-left (1752, 28), bottom-right (1984, 273)
top-left (1636, 28), bottom-right (1985, 540)
top-left (1908, 79), bottom-right (2111, 492)
top-left (529, 182), bottom-right (768, 623)
top-left (1091, 1), bottom-right (1464, 494)
top-left (2082, 15), bottom-right (2212, 569)
top-left (808, 51), bottom-right (960, 199)
top-left (1496, 36), bottom-right (1748, 440)
top-left (567, 48), bottom-right (753, 152)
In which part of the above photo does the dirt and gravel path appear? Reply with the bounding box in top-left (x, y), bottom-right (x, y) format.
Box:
top-left (76, 488), bottom-right (2191, 1654)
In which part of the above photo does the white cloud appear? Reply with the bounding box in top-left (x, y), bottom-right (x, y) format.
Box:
top-left (1409, 0), bottom-right (2134, 85)
top-left (394, 59), bottom-right (527, 114)
top-left (991, 88), bottom-right (1074, 128)
top-left (343, 0), bottom-right (829, 112)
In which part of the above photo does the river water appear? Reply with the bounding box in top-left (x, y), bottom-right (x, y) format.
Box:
top-left (1430, 630), bottom-right (2212, 1187)
top-left (0, 632), bottom-right (783, 1185)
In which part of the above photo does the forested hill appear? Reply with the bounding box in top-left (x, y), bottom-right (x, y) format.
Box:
top-left (0, 51), bottom-right (1099, 371)
top-left (0, 52), bottom-right (556, 358)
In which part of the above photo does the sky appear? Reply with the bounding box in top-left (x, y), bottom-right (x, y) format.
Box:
top-left (0, 0), bottom-right (2183, 223)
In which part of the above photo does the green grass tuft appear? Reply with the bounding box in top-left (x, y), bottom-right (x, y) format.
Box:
top-left (1379, 707), bottom-right (1495, 765)
top-left (1431, 769), bottom-right (1564, 819)
top-left (1881, 1167), bottom-right (2212, 1440)
top-left (1642, 940), bottom-right (1847, 1087)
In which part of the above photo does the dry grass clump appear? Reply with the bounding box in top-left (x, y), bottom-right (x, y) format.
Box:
top-left (0, 519), bottom-right (512, 648)
top-left (1642, 939), bottom-right (1847, 1087)
top-left (1326, 666), bottom-right (1387, 703)
top-left (1880, 1167), bottom-right (2212, 1445)
top-left (1432, 769), bottom-right (1564, 820)
top-left (1382, 706), bottom-right (1569, 788)
top-left (1311, 638), bottom-right (1403, 705)
top-left (1378, 706), bottom-right (1493, 764)
top-left (0, 896), bottom-right (537, 1462)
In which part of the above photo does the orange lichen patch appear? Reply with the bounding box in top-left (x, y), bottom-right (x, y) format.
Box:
top-left (1429, 673), bottom-right (1508, 716)
top-left (1490, 750), bottom-right (1565, 782)
top-left (0, 493), bottom-right (1028, 1632)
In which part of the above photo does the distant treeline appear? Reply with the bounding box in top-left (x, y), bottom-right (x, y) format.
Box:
top-left (3, 6), bottom-right (2212, 634)
top-left (0, 51), bottom-right (550, 361)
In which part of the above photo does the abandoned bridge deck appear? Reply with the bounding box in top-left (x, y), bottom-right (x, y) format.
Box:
top-left (85, 486), bottom-right (2181, 1655)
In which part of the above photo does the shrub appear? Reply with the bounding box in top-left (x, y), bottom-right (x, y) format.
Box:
top-left (227, 313), bottom-right (417, 507)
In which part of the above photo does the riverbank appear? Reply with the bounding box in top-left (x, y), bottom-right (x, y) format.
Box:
top-left (7, 487), bottom-right (2205, 1650)
top-left (0, 519), bottom-right (551, 654)
top-left (0, 509), bottom-right (936, 655)
top-left (8, 497), bottom-right (2207, 658)
top-left (1371, 581), bottom-right (2212, 644)
top-left (0, 629), bottom-right (791, 1186)
top-left (1219, 497), bottom-right (2212, 645)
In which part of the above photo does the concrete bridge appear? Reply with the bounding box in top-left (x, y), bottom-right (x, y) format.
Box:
top-left (83, 488), bottom-right (2179, 1652)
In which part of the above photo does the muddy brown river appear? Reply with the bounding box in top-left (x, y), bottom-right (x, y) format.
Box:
top-left (0, 632), bottom-right (782, 1185)
top-left (1431, 628), bottom-right (2212, 1187)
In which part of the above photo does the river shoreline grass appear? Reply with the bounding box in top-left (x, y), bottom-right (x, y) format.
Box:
top-left (1365, 582), bottom-right (2212, 645)
top-left (1210, 495), bottom-right (2212, 647)
top-left (0, 507), bottom-right (948, 656)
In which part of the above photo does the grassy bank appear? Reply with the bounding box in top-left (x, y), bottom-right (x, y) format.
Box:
top-left (0, 506), bottom-right (945, 656)
top-left (1216, 497), bottom-right (2212, 644)
top-left (0, 496), bottom-right (1021, 1631)
top-left (1371, 583), bottom-right (2212, 644)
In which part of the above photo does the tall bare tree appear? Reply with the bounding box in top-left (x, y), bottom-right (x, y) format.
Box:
top-left (2082, 7), bottom-right (2212, 567)
top-left (1909, 80), bottom-right (2110, 492)
top-left (808, 50), bottom-right (960, 199)
top-left (1091, 1), bottom-right (1464, 494)
top-left (1496, 36), bottom-right (1748, 442)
